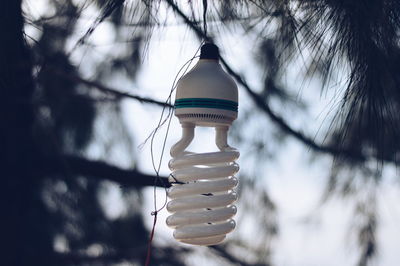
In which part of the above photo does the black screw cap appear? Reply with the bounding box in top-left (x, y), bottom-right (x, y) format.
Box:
top-left (200, 43), bottom-right (219, 60)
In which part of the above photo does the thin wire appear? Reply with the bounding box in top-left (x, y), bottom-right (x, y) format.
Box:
top-left (202, 0), bottom-right (208, 38)
top-left (144, 43), bottom-right (203, 266)
top-left (145, 4), bottom-right (209, 263)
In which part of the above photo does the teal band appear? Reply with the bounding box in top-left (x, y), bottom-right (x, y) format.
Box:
top-left (175, 98), bottom-right (238, 112)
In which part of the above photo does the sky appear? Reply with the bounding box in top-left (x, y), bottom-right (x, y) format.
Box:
top-left (24, 1), bottom-right (400, 265)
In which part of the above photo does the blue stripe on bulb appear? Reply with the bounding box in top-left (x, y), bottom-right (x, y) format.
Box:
top-left (175, 98), bottom-right (238, 112)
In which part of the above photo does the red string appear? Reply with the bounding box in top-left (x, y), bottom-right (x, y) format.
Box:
top-left (144, 211), bottom-right (158, 266)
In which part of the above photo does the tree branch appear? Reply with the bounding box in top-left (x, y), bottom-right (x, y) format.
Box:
top-left (210, 245), bottom-right (269, 266)
top-left (43, 154), bottom-right (170, 188)
top-left (52, 246), bottom-right (188, 265)
top-left (52, 70), bottom-right (173, 108)
top-left (219, 58), bottom-right (364, 161)
top-left (164, 0), bottom-right (366, 162)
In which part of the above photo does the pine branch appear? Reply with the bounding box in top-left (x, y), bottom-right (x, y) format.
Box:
top-left (52, 244), bottom-right (258, 266)
top-left (43, 154), bottom-right (170, 188)
top-left (164, 0), bottom-right (366, 162)
top-left (219, 58), bottom-right (364, 161)
top-left (52, 69), bottom-right (173, 108)
top-left (52, 246), bottom-right (188, 265)
top-left (210, 245), bottom-right (269, 266)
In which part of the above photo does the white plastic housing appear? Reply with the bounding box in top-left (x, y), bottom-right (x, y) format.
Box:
top-left (175, 59), bottom-right (238, 126)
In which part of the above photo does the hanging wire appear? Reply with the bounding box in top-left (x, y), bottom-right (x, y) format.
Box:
top-left (144, 2), bottom-right (210, 265)
top-left (144, 43), bottom-right (203, 266)
top-left (202, 0), bottom-right (208, 38)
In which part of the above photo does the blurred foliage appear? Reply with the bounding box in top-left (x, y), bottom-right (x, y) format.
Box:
top-left (14, 0), bottom-right (188, 265)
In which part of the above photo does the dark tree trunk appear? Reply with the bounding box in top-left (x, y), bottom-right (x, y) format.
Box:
top-left (1, 1), bottom-right (53, 265)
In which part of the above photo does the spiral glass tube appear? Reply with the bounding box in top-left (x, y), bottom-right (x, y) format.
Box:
top-left (166, 123), bottom-right (239, 246)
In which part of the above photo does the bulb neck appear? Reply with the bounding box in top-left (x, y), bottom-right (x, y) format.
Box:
top-left (216, 126), bottom-right (234, 151)
top-left (170, 123), bottom-right (194, 157)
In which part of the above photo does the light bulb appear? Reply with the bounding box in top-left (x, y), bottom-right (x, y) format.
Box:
top-left (166, 43), bottom-right (240, 246)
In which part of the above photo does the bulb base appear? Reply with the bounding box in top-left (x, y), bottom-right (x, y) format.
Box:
top-left (199, 43), bottom-right (220, 60)
top-left (174, 54), bottom-right (238, 126)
